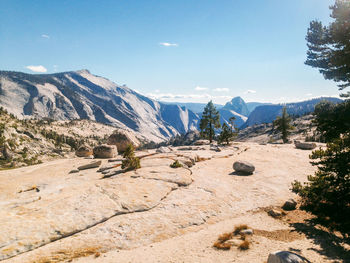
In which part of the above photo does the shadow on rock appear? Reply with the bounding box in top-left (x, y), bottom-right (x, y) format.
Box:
top-left (229, 171), bottom-right (253, 176)
top-left (290, 219), bottom-right (350, 262)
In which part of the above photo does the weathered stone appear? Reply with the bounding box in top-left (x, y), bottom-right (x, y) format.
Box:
top-left (268, 209), bottom-right (283, 218)
top-left (210, 146), bottom-right (222, 152)
top-left (241, 229), bottom-right (254, 235)
top-left (282, 198), bottom-right (297, 211)
top-left (75, 145), bottom-right (93, 157)
top-left (294, 140), bottom-right (317, 150)
top-left (93, 144), bottom-right (117, 158)
top-left (193, 139), bottom-right (210, 145)
top-left (77, 160), bottom-right (102, 170)
top-left (233, 161), bottom-right (255, 174)
top-left (156, 146), bottom-right (172, 153)
top-left (267, 251), bottom-right (307, 263)
top-left (69, 169), bottom-right (80, 174)
top-left (107, 129), bottom-right (140, 153)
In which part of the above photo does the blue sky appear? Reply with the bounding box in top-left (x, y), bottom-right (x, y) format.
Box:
top-left (0, 0), bottom-right (339, 104)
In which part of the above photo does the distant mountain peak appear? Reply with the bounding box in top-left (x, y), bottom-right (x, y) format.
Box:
top-left (222, 96), bottom-right (249, 117)
top-left (75, 69), bottom-right (91, 74)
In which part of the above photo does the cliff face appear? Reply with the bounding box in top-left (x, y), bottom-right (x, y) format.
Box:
top-left (0, 70), bottom-right (199, 142)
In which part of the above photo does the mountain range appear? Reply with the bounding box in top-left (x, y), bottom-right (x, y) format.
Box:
top-left (0, 69), bottom-right (342, 142)
top-left (0, 70), bottom-right (199, 142)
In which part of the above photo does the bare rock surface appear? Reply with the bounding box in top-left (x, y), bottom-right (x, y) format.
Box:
top-left (1, 143), bottom-right (333, 263)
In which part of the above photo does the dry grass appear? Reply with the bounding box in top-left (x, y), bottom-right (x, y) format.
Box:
top-left (233, 224), bottom-right (248, 235)
top-left (213, 240), bottom-right (232, 250)
top-left (218, 232), bottom-right (233, 242)
top-left (238, 240), bottom-right (250, 250)
top-left (32, 246), bottom-right (102, 263)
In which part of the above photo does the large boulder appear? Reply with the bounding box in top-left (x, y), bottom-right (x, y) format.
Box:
top-left (294, 140), bottom-right (317, 150)
top-left (233, 161), bottom-right (255, 174)
top-left (75, 145), bottom-right (93, 157)
top-left (267, 251), bottom-right (308, 263)
top-left (107, 129), bottom-right (140, 153)
top-left (93, 144), bottom-right (117, 159)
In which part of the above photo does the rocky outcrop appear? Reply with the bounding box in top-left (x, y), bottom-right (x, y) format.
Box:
top-left (194, 139), bottom-right (210, 145)
top-left (93, 145), bottom-right (117, 158)
top-left (107, 129), bottom-right (140, 152)
top-left (233, 160), bottom-right (255, 174)
top-left (294, 140), bottom-right (317, 150)
top-left (156, 146), bottom-right (172, 153)
top-left (75, 145), bottom-right (93, 157)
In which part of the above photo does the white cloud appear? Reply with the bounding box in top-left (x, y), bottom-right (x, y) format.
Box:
top-left (195, 86), bottom-right (208, 91)
top-left (159, 42), bottom-right (178, 47)
top-left (244, 89), bottom-right (257, 94)
top-left (26, 65), bottom-right (47, 73)
top-left (213, 88), bottom-right (229, 92)
top-left (41, 34), bottom-right (50, 39)
top-left (147, 92), bottom-right (232, 102)
top-left (305, 93), bottom-right (312, 96)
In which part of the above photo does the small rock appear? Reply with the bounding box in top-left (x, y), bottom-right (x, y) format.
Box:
top-left (294, 140), bottom-right (317, 150)
top-left (241, 229), bottom-right (254, 235)
top-left (267, 251), bottom-right (308, 263)
top-left (75, 145), bottom-right (93, 157)
top-left (282, 198), bottom-right (297, 211)
top-left (93, 145), bottom-right (117, 159)
top-left (268, 209), bottom-right (283, 218)
top-left (77, 160), bottom-right (102, 170)
top-left (233, 161), bottom-right (255, 174)
top-left (69, 169), bottom-right (79, 174)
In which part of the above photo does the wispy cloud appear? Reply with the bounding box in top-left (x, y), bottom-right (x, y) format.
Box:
top-left (245, 89), bottom-right (257, 94)
top-left (26, 65), bottom-right (47, 73)
top-left (305, 93), bottom-right (312, 96)
top-left (195, 86), bottom-right (208, 91)
top-left (147, 92), bottom-right (232, 101)
top-left (41, 34), bottom-right (50, 39)
top-left (159, 42), bottom-right (178, 47)
top-left (213, 88), bottom-right (229, 92)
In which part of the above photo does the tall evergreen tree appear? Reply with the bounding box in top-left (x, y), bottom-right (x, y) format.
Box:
top-left (305, 0), bottom-right (350, 97)
top-left (273, 107), bottom-right (294, 143)
top-left (199, 101), bottom-right (221, 143)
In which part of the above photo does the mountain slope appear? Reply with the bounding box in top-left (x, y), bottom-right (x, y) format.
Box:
top-left (243, 97), bottom-right (342, 128)
top-left (221, 96), bottom-right (250, 116)
top-left (0, 70), bottom-right (199, 142)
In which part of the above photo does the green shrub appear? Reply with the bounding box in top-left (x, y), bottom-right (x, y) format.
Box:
top-left (170, 160), bottom-right (183, 168)
top-left (121, 144), bottom-right (140, 171)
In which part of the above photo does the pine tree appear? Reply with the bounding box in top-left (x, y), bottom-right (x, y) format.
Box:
top-left (305, 0), bottom-right (350, 97)
top-left (218, 123), bottom-right (232, 145)
top-left (122, 144), bottom-right (140, 171)
top-left (199, 101), bottom-right (221, 143)
top-left (273, 107), bottom-right (294, 143)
